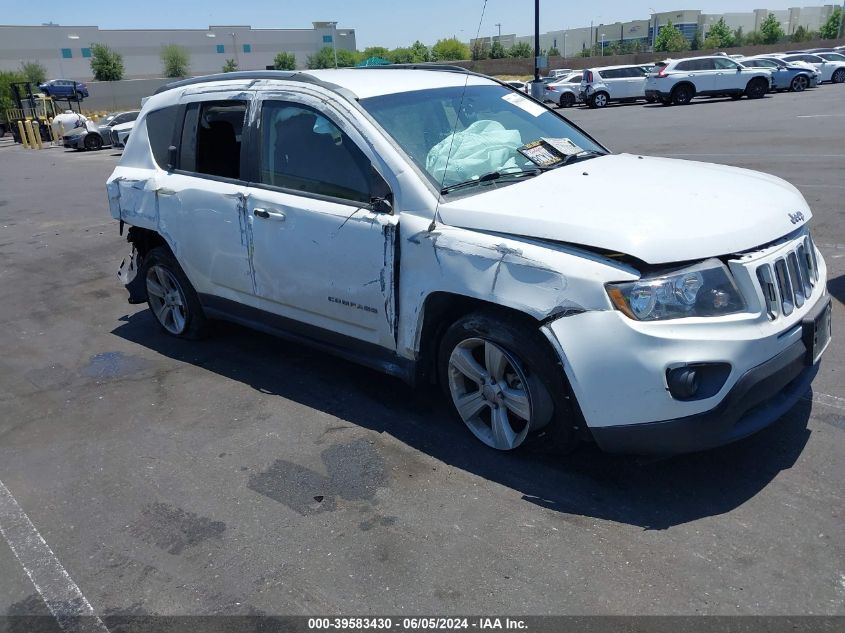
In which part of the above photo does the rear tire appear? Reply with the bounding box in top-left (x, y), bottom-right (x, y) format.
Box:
top-left (671, 84), bottom-right (693, 105)
top-left (143, 247), bottom-right (208, 339)
top-left (790, 74), bottom-right (809, 92)
top-left (438, 310), bottom-right (579, 454)
top-left (745, 78), bottom-right (768, 99)
top-left (832, 69), bottom-right (845, 84)
top-left (559, 92), bottom-right (576, 108)
top-left (588, 91), bottom-right (609, 108)
top-left (83, 133), bottom-right (103, 151)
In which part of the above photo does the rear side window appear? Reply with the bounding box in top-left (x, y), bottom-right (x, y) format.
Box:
top-left (178, 100), bottom-right (247, 179)
top-left (600, 69), bottom-right (625, 79)
top-left (675, 60), bottom-right (692, 71)
top-left (145, 106), bottom-right (180, 170)
top-left (259, 101), bottom-right (372, 204)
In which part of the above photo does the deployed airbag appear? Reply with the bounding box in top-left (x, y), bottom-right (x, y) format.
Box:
top-left (426, 120), bottom-right (522, 186)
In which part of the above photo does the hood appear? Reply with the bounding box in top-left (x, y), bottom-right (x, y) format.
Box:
top-left (437, 153), bottom-right (811, 265)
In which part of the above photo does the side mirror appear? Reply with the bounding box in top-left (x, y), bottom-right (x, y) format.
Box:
top-left (167, 145), bottom-right (177, 171)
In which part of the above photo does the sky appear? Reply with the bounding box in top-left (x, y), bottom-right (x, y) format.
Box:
top-left (12, 1), bottom-right (839, 49)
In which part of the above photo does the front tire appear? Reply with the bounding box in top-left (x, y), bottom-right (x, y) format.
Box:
top-left (438, 310), bottom-right (578, 453)
top-left (143, 247), bottom-right (208, 339)
top-left (790, 74), bottom-right (809, 92)
top-left (832, 69), bottom-right (845, 84)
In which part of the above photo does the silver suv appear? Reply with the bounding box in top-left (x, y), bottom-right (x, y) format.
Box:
top-left (645, 56), bottom-right (772, 105)
top-left (579, 65), bottom-right (651, 108)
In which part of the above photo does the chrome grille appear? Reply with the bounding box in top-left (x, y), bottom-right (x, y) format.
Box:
top-left (754, 234), bottom-right (817, 320)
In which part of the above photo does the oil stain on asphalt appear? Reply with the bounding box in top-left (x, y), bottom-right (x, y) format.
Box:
top-left (82, 351), bottom-right (150, 380)
top-left (247, 439), bottom-right (387, 516)
top-left (128, 502), bottom-right (226, 555)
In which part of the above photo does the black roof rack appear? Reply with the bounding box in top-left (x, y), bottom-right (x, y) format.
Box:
top-left (153, 65), bottom-right (484, 96)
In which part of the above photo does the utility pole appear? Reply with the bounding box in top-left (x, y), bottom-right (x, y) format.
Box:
top-left (495, 23), bottom-right (501, 39)
top-left (528, 0), bottom-right (544, 99)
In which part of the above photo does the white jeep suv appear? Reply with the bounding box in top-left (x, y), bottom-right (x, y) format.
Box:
top-left (107, 67), bottom-right (830, 455)
top-left (646, 56), bottom-right (773, 105)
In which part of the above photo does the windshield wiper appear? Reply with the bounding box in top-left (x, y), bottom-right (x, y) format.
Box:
top-left (556, 149), bottom-right (608, 167)
top-left (441, 168), bottom-right (541, 194)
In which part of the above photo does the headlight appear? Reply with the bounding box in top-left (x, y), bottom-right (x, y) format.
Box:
top-left (606, 258), bottom-right (745, 321)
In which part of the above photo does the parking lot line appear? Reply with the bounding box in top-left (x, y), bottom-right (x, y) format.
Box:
top-left (0, 479), bottom-right (110, 632)
top-left (796, 114), bottom-right (845, 118)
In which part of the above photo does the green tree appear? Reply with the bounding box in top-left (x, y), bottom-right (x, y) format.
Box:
top-left (470, 40), bottom-right (488, 60)
top-left (745, 31), bottom-right (764, 45)
top-left (547, 46), bottom-right (560, 57)
top-left (20, 61), bottom-right (47, 85)
top-left (490, 41), bottom-right (506, 59)
top-left (387, 47), bottom-right (414, 63)
top-left (760, 13), bottom-right (785, 44)
top-left (690, 29), bottom-right (702, 50)
top-left (791, 25), bottom-right (812, 42)
top-left (507, 41), bottom-right (533, 58)
top-left (161, 44), bottom-right (190, 78)
top-left (733, 27), bottom-right (745, 46)
top-left (654, 21), bottom-right (690, 53)
top-left (273, 51), bottom-right (296, 70)
top-left (579, 47), bottom-right (592, 58)
top-left (704, 18), bottom-right (734, 48)
top-left (362, 46), bottom-right (390, 58)
top-left (222, 59), bottom-right (238, 73)
top-left (430, 37), bottom-right (470, 61)
top-left (409, 40), bottom-right (430, 62)
top-left (89, 44), bottom-right (124, 81)
top-left (819, 7), bottom-right (842, 39)
top-left (306, 46), bottom-right (360, 69)
top-left (0, 70), bottom-right (26, 111)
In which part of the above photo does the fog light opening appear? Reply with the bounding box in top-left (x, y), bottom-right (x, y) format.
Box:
top-left (666, 363), bottom-right (732, 402)
top-left (668, 368), bottom-right (700, 399)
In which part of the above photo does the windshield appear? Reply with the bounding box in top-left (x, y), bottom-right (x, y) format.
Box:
top-left (359, 85), bottom-right (605, 191)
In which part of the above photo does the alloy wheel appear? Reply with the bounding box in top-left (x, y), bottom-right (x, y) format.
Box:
top-left (791, 75), bottom-right (808, 92)
top-left (146, 265), bottom-right (188, 335)
top-left (447, 338), bottom-right (534, 451)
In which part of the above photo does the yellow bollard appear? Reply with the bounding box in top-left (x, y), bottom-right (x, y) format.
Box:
top-left (25, 120), bottom-right (41, 149)
top-left (17, 120), bottom-right (30, 149)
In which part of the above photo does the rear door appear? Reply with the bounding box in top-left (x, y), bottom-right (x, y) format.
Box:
top-left (598, 68), bottom-right (627, 99)
top-left (151, 95), bottom-right (256, 300)
top-left (679, 58), bottom-right (715, 92)
top-left (243, 93), bottom-right (398, 349)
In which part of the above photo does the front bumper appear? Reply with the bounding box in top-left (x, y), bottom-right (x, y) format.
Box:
top-left (590, 333), bottom-right (819, 454)
top-left (543, 245), bottom-right (829, 455)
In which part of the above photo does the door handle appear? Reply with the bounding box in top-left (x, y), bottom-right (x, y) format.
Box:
top-left (253, 208), bottom-right (286, 221)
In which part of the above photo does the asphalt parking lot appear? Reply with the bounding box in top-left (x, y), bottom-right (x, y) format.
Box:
top-left (0, 85), bottom-right (843, 621)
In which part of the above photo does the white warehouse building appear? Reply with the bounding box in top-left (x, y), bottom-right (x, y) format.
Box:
top-left (0, 22), bottom-right (356, 80)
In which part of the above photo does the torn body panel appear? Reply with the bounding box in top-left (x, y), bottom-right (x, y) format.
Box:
top-left (397, 214), bottom-right (637, 361)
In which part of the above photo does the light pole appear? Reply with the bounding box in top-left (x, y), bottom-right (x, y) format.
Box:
top-left (601, 33), bottom-right (606, 55)
top-left (328, 22), bottom-right (338, 68)
top-left (650, 8), bottom-right (657, 50)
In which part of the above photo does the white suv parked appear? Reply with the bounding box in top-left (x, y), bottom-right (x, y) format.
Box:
top-left (107, 67), bottom-right (830, 455)
top-left (579, 65), bottom-right (651, 108)
top-left (646, 56), bottom-right (772, 105)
